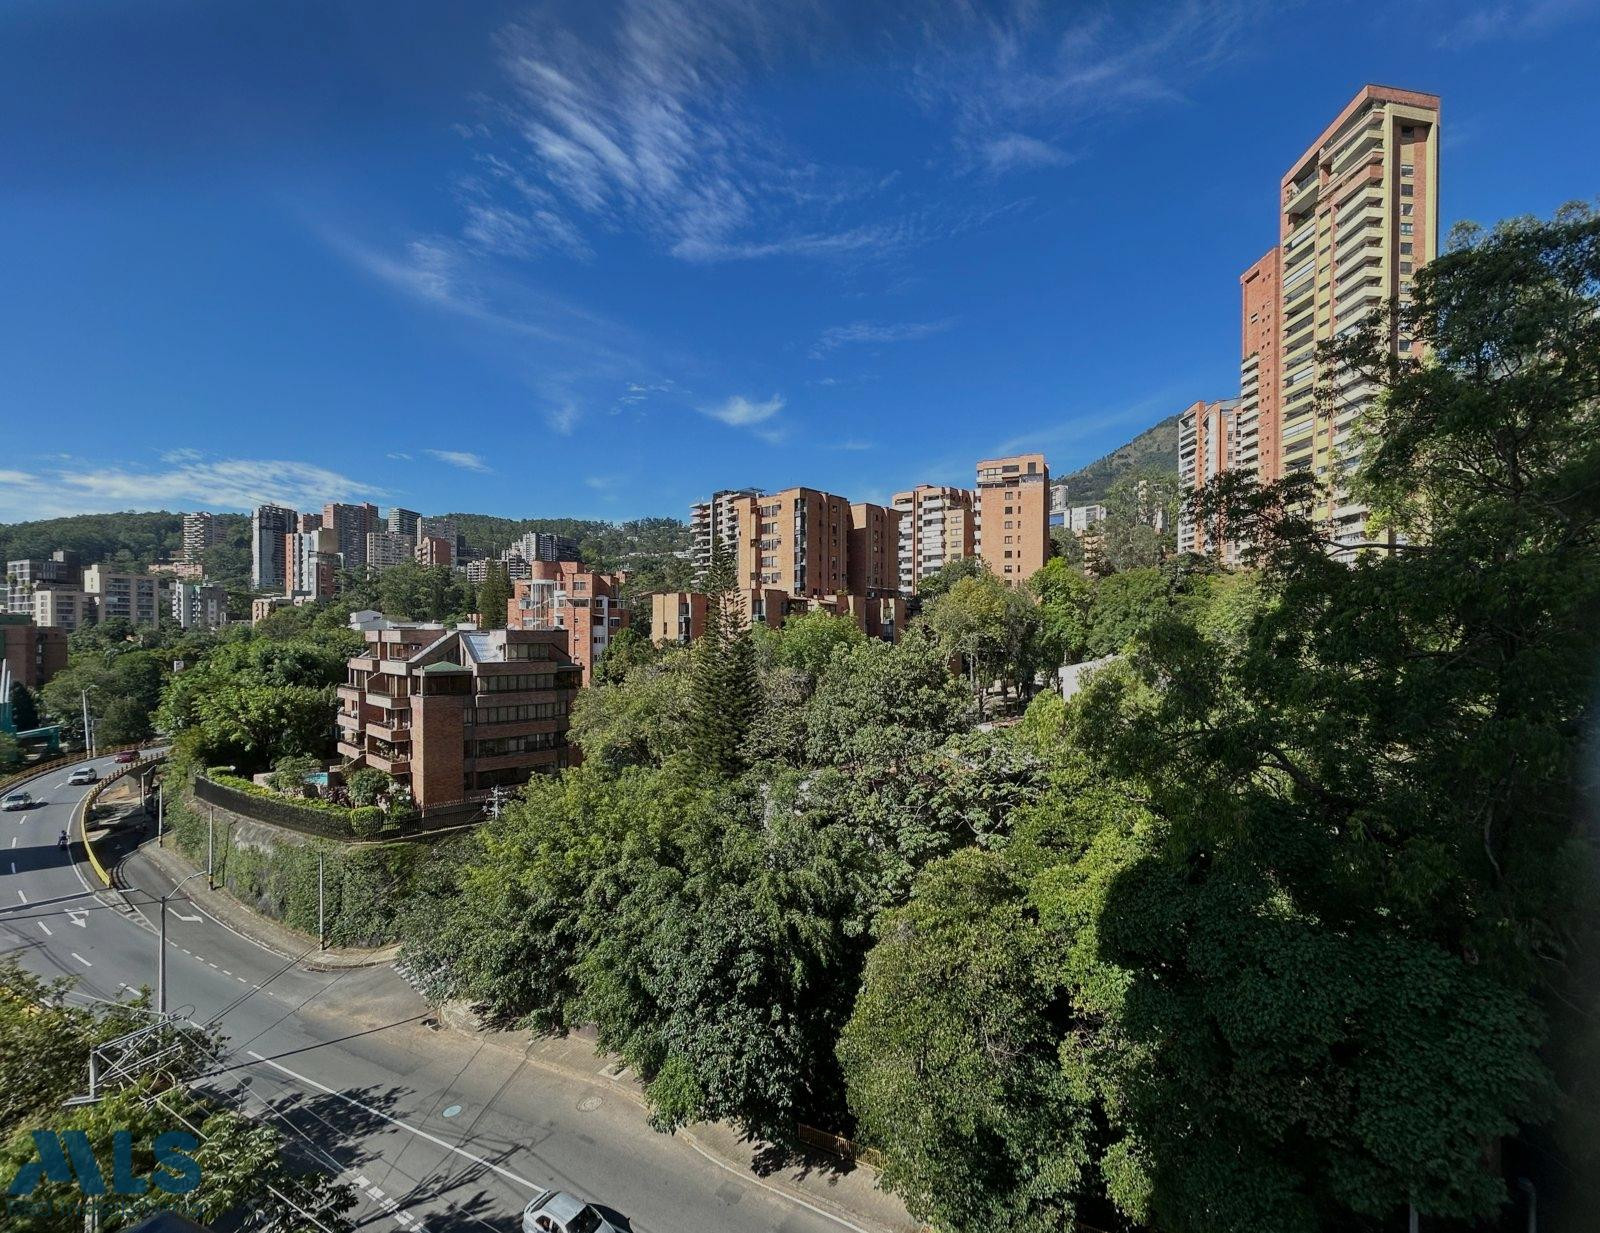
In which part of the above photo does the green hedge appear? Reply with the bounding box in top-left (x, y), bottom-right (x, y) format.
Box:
top-left (165, 789), bottom-right (433, 947)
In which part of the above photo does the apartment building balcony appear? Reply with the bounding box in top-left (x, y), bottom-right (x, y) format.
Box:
top-left (364, 748), bottom-right (410, 775)
top-left (336, 739), bottom-right (364, 762)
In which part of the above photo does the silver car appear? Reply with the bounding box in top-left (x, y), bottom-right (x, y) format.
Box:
top-left (522, 1190), bottom-right (618, 1233)
top-left (1, 792), bottom-right (33, 812)
top-left (68, 767), bottom-right (99, 785)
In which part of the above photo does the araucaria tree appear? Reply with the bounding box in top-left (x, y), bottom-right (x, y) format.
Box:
top-left (687, 543), bottom-right (759, 777)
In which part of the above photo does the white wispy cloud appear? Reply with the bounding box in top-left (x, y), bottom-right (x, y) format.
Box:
top-left (547, 404), bottom-right (581, 434)
top-left (700, 393), bottom-right (784, 428)
top-left (386, 451), bottom-right (413, 461)
top-left (811, 318), bottom-right (956, 358)
top-left (425, 449), bottom-right (493, 473)
top-left (699, 393), bottom-right (784, 431)
top-left (912, 3), bottom-right (1279, 177)
top-left (977, 132), bottom-right (1074, 175)
top-left (462, 1), bottom-right (903, 264)
top-left (0, 458), bottom-right (382, 522)
top-left (825, 438), bottom-right (874, 452)
top-left (1435, 0), bottom-right (1597, 48)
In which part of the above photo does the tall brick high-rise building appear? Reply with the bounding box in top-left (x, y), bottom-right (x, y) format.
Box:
top-left (324, 502), bottom-right (381, 573)
top-left (975, 454), bottom-right (1050, 585)
top-left (1181, 85), bottom-right (1440, 560)
top-left (1275, 85), bottom-right (1439, 548)
top-left (1177, 399), bottom-right (1243, 557)
top-left (689, 488), bottom-right (760, 577)
top-left (892, 485), bottom-right (975, 594)
top-left (730, 487), bottom-right (853, 598)
top-left (847, 503), bottom-right (902, 597)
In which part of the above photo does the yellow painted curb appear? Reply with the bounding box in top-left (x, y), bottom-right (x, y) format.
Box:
top-left (75, 753), bottom-right (160, 890)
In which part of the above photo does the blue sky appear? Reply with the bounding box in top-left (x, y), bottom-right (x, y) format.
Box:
top-left (2, 0), bottom-right (1596, 525)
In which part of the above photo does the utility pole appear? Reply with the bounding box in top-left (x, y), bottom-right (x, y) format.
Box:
top-left (318, 852), bottom-right (326, 952)
top-left (206, 804), bottom-right (214, 890)
top-left (158, 871), bottom-right (206, 1014)
top-left (157, 783), bottom-right (164, 842)
top-left (80, 689), bottom-right (93, 757)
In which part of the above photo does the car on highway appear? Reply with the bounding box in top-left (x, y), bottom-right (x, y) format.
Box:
top-left (522, 1190), bottom-right (617, 1233)
top-left (2, 791), bottom-right (34, 812)
top-left (114, 750), bottom-right (139, 764)
top-left (67, 767), bottom-right (99, 785)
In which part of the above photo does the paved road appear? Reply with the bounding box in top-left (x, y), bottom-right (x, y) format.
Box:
top-left (0, 756), bottom-right (876, 1233)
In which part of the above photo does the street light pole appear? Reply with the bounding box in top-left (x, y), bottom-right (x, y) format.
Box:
top-left (158, 871), bottom-right (206, 1014)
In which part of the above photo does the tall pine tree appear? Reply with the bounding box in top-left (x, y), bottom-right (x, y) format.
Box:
top-left (688, 543), bottom-right (759, 778)
top-left (477, 561), bottom-right (512, 630)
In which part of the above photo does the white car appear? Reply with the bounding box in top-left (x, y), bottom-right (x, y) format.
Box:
top-left (1, 792), bottom-right (33, 812)
top-left (67, 768), bottom-right (99, 785)
top-left (522, 1191), bottom-right (617, 1233)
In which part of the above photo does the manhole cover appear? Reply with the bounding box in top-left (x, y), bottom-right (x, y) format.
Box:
top-left (442, 1105), bottom-right (462, 1119)
top-left (577, 1095), bottom-right (602, 1112)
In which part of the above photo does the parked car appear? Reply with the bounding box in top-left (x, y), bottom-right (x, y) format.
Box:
top-left (67, 767), bottom-right (99, 785)
top-left (522, 1191), bottom-right (617, 1233)
top-left (114, 750), bottom-right (139, 764)
top-left (1, 792), bottom-right (33, 812)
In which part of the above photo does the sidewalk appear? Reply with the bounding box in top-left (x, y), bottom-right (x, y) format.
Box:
top-left (441, 1005), bottom-right (923, 1233)
top-left (124, 834), bottom-right (922, 1233)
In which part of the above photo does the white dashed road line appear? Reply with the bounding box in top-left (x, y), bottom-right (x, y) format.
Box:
top-left (70, 952), bottom-right (92, 967)
top-left (38, 922), bottom-right (52, 937)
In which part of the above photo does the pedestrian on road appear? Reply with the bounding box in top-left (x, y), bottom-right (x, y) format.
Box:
top-left (58, 829), bottom-right (68, 849)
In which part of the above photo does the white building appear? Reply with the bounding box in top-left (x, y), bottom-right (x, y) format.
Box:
top-left (171, 581), bottom-right (228, 630)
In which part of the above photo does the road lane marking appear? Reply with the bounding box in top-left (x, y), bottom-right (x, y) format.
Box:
top-left (67, 911), bottom-right (87, 928)
top-left (247, 1051), bottom-right (546, 1193)
top-left (16, 890), bottom-right (26, 904)
top-left (38, 923), bottom-right (52, 937)
top-left (173, 910), bottom-right (202, 922)
top-left (70, 953), bottom-right (92, 967)
top-left (8, 862), bottom-right (13, 874)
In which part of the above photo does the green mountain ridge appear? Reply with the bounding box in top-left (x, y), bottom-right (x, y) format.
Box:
top-left (1055, 413), bottom-right (1179, 507)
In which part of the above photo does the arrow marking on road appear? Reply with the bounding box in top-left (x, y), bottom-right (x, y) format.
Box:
top-left (67, 911), bottom-right (87, 928)
top-left (172, 911), bottom-right (202, 923)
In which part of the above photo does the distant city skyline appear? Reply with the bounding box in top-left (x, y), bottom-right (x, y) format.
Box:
top-left (4, 1), bottom-right (1597, 524)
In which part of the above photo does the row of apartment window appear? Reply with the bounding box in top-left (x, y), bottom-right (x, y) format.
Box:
top-left (474, 701), bottom-right (568, 724)
top-left (473, 731), bottom-right (567, 757)
top-left (502, 642), bottom-right (560, 661)
top-left (480, 670), bottom-right (574, 692)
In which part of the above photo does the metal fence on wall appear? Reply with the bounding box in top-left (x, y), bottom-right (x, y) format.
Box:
top-left (192, 775), bottom-right (482, 841)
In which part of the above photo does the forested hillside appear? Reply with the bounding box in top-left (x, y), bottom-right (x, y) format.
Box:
top-left (1056, 412), bottom-right (1179, 505)
top-left (0, 511), bottom-right (186, 566)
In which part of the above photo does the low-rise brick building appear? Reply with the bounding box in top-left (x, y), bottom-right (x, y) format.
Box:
top-left (337, 624), bottom-right (579, 811)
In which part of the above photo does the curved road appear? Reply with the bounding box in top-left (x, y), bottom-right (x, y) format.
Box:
top-left (0, 755), bottom-right (885, 1233)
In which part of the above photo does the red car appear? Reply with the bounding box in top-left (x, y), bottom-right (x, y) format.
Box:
top-left (114, 750), bottom-right (139, 764)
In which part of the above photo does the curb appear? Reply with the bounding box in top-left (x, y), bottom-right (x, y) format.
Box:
top-left (434, 1005), bottom-right (918, 1233)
